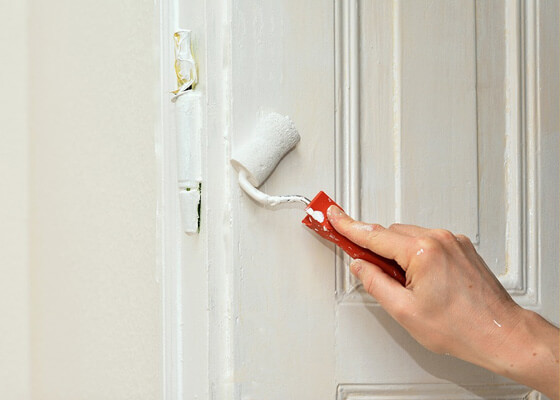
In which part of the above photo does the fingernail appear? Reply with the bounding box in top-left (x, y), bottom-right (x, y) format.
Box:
top-left (327, 205), bottom-right (344, 219)
top-left (350, 260), bottom-right (362, 275)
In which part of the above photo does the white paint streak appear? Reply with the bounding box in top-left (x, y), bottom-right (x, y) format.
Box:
top-left (355, 223), bottom-right (373, 232)
top-left (306, 208), bottom-right (325, 223)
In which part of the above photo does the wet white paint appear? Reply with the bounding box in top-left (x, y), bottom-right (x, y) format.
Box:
top-left (306, 207), bottom-right (325, 223)
top-left (231, 113), bottom-right (300, 187)
top-left (355, 223), bottom-right (374, 232)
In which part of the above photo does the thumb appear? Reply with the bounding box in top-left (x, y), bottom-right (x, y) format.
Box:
top-left (327, 206), bottom-right (411, 264)
top-left (350, 259), bottom-right (408, 314)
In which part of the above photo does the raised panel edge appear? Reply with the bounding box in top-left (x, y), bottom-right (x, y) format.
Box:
top-left (336, 0), bottom-right (541, 306)
top-left (337, 383), bottom-right (537, 400)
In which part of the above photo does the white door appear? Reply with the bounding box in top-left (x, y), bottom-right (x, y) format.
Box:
top-left (163, 1), bottom-right (559, 399)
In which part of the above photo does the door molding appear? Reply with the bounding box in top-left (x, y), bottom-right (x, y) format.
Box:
top-left (157, 0), bottom-right (184, 399)
top-left (337, 383), bottom-right (535, 400)
top-left (335, 0), bottom-right (541, 307)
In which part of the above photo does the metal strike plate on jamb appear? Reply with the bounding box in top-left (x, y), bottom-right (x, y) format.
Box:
top-left (172, 29), bottom-right (202, 234)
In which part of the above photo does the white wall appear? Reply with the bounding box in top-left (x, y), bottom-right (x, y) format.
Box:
top-left (0, 0), bottom-right (162, 398)
top-left (0, 0), bottom-right (30, 398)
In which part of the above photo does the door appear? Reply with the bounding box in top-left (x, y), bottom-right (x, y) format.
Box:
top-left (164, 1), bottom-right (559, 399)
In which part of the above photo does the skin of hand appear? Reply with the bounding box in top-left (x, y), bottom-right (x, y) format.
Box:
top-left (327, 205), bottom-right (559, 399)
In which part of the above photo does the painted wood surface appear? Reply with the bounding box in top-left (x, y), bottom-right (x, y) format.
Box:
top-left (167, 0), bottom-right (559, 399)
top-left (229, 2), bottom-right (336, 399)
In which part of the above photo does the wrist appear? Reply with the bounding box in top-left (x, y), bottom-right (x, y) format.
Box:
top-left (482, 308), bottom-right (559, 398)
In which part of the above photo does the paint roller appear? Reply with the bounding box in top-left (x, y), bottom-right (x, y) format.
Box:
top-left (231, 112), bottom-right (406, 286)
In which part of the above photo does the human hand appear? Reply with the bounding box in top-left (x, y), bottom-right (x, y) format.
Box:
top-left (327, 206), bottom-right (559, 399)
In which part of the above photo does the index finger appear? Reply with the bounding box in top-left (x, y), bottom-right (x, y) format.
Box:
top-left (327, 205), bottom-right (413, 269)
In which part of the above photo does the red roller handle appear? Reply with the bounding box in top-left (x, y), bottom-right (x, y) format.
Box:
top-left (302, 191), bottom-right (406, 286)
